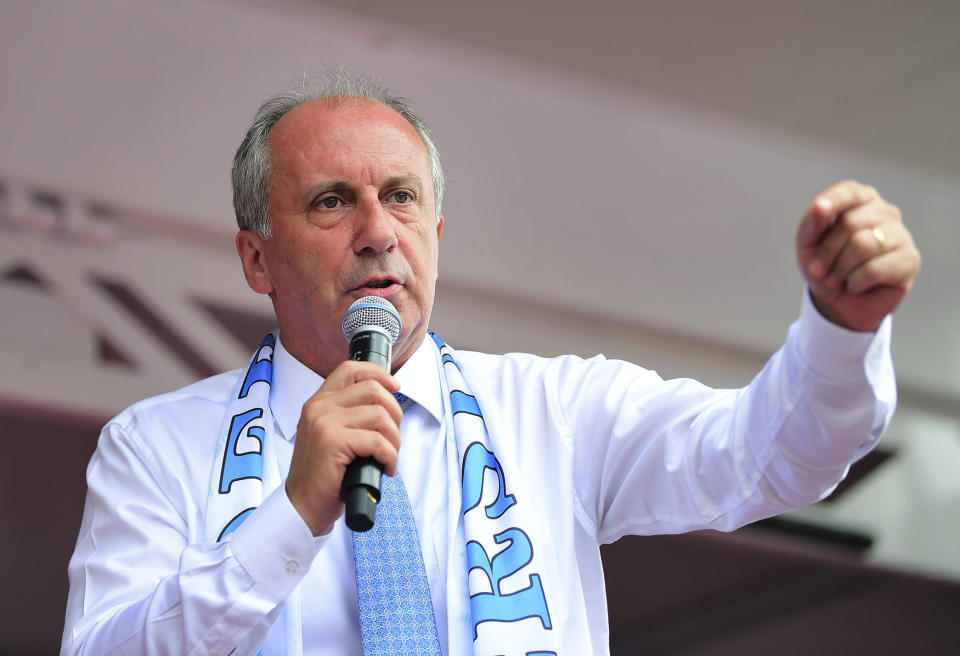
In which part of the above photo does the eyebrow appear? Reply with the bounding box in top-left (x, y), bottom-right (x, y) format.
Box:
top-left (306, 180), bottom-right (351, 200)
top-left (382, 176), bottom-right (425, 195)
top-left (304, 176), bottom-right (425, 202)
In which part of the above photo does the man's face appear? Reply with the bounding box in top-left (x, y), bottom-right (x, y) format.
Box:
top-left (237, 98), bottom-right (444, 376)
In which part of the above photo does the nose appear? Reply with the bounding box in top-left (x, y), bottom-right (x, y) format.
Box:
top-left (353, 197), bottom-right (398, 255)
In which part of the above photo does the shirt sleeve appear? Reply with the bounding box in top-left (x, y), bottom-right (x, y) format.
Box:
top-left (61, 420), bottom-right (324, 656)
top-left (561, 290), bottom-right (896, 544)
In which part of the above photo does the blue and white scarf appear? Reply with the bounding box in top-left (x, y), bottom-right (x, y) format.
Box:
top-left (206, 332), bottom-right (562, 655)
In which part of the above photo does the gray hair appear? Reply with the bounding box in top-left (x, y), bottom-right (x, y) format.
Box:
top-left (231, 71), bottom-right (445, 238)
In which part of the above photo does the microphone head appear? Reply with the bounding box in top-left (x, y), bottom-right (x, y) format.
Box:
top-left (341, 296), bottom-right (402, 344)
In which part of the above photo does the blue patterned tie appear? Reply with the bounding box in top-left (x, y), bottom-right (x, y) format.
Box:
top-left (352, 393), bottom-right (442, 656)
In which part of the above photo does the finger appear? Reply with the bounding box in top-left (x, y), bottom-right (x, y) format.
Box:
top-left (314, 359), bottom-right (400, 395)
top-left (822, 222), bottom-right (900, 289)
top-left (339, 428), bottom-right (401, 477)
top-left (803, 195), bottom-right (892, 282)
top-left (845, 249), bottom-right (920, 295)
top-left (797, 181), bottom-right (878, 252)
top-left (328, 378), bottom-right (403, 426)
top-left (337, 404), bottom-right (403, 451)
top-left (804, 209), bottom-right (875, 280)
top-left (818, 180), bottom-right (879, 216)
top-left (298, 403), bottom-right (401, 458)
top-left (299, 401), bottom-right (402, 455)
top-left (334, 359), bottom-right (401, 390)
top-left (300, 383), bottom-right (402, 434)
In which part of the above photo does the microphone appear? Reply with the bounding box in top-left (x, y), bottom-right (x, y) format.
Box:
top-left (340, 296), bottom-right (402, 532)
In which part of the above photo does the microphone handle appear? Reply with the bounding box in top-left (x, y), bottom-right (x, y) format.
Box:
top-left (341, 329), bottom-right (393, 532)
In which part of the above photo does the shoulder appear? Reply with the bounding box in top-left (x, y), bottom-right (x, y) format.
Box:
top-left (455, 348), bottom-right (592, 372)
top-left (453, 348), bottom-right (665, 423)
top-left (112, 368), bottom-right (243, 425)
top-left (454, 350), bottom-right (563, 389)
top-left (103, 368), bottom-right (245, 456)
top-left (82, 369), bottom-right (248, 534)
top-left (455, 348), bottom-right (654, 387)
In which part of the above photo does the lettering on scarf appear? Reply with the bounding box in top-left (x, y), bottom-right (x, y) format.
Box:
top-left (461, 442), bottom-right (552, 640)
top-left (239, 333), bottom-right (275, 398)
top-left (219, 408), bottom-right (265, 493)
top-left (218, 334), bottom-right (273, 496)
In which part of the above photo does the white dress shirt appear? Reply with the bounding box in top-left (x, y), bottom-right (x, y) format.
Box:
top-left (61, 292), bottom-right (896, 655)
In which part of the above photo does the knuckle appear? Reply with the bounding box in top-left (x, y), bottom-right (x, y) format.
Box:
top-left (379, 437), bottom-right (397, 458)
top-left (335, 359), bottom-right (358, 375)
top-left (813, 244), bottom-right (833, 264)
top-left (342, 359), bottom-right (370, 377)
top-left (305, 415), bottom-right (330, 439)
top-left (301, 399), bottom-right (324, 422)
top-left (379, 406), bottom-right (399, 430)
top-left (837, 211), bottom-right (856, 230)
top-left (839, 178), bottom-right (860, 194)
top-left (301, 397), bottom-right (318, 414)
top-left (852, 229), bottom-right (875, 254)
top-left (864, 256), bottom-right (883, 277)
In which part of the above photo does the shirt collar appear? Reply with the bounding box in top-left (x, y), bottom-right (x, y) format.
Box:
top-left (270, 333), bottom-right (443, 441)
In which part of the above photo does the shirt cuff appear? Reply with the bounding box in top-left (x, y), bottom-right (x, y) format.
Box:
top-left (797, 288), bottom-right (893, 382)
top-left (228, 485), bottom-right (329, 603)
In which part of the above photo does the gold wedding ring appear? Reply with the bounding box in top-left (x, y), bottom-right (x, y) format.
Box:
top-left (871, 226), bottom-right (887, 252)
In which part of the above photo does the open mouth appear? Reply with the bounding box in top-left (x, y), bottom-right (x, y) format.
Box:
top-left (355, 278), bottom-right (400, 296)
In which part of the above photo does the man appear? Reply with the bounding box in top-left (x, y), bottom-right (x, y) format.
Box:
top-left (62, 72), bottom-right (920, 655)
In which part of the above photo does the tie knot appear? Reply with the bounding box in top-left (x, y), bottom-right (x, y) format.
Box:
top-left (393, 392), bottom-right (409, 405)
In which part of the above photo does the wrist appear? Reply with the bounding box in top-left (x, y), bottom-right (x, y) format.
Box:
top-left (285, 479), bottom-right (338, 536)
top-left (809, 289), bottom-right (882, 333)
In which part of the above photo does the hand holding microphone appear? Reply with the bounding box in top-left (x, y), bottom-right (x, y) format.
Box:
top-left (283, 296), bottom-right (403, 536)
top-left (339, 296), bottom-right (402, 531)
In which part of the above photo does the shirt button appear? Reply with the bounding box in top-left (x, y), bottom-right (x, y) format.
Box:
top-left (285, 559), bottom-right (300, 574)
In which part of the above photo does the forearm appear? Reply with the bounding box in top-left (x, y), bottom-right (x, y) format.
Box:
top-left (62, 425), bottom-right (318, 656)
top-left (734, 289), bottom-right (895, 510)
top-left (566, 290), bottom-right (896, 541)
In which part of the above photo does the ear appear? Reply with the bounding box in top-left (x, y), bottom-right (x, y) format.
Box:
top-left (236, 230), bottom-right (274, 295)
top-left (436, 214), bottom-right (445, 240)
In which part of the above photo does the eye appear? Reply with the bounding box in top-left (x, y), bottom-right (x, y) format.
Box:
top-left (389, 190), bottom-right (413, 204)
top-left (316, 196), bottom-right (344, 210)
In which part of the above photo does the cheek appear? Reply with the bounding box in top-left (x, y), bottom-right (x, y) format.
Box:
top-left (282, 234), bottom-right (337, 274)
top-left (427, 238), bottom-right (441, 273)
top-left (266, 240), bottom-right (322, 291)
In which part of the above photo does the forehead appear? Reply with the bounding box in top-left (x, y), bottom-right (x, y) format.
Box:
top-left (268, 98), bottom-right (429, 179)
